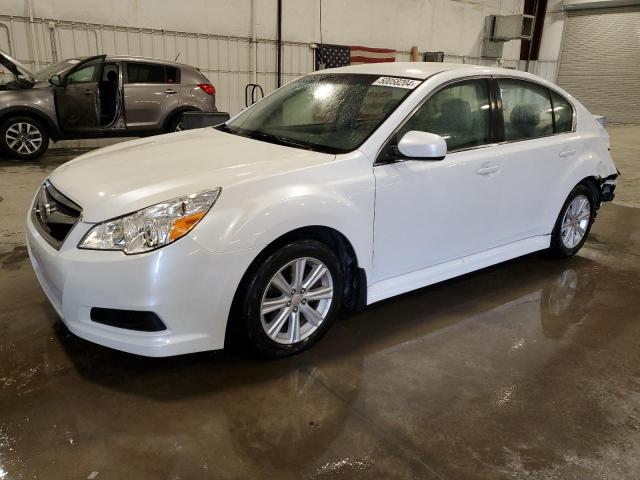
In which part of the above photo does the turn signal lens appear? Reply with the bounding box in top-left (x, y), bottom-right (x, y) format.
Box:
top-left (169, 211), bottom-right (206, 241)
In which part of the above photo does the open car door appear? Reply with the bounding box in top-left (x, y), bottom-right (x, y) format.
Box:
top-left (54, 55), bottom-right (106, 133)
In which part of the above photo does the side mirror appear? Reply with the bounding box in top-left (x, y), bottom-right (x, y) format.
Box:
top-left (49, 74), bottom-right (63, 87)
top-left (397, 130), bottom-right (447, 160)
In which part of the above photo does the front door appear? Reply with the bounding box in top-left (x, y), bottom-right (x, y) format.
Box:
top-left (55, 55), bottom-right (106, 134)
top-left (372, 78), bottom-right (506, 282)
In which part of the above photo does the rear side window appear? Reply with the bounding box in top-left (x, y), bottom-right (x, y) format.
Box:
top-left (499, 79), bottom-right (553, 141)
top-left (126, 63), bottom-right (181, 84)
top-left (398, 79), bottom-right (492, 151)
top-left (166, 66), bottom-right (180, 84)
top-left (551, 91), bottom-right (573, 133)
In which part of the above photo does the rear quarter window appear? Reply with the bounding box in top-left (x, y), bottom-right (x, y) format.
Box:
top-left (551, 91), bottom-right (574, 133)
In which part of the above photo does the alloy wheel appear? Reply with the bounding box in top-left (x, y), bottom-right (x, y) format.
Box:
top-left (561, 194), bottom-right (591, 249)
top-left (260, 257), bottom-right (334, 345)
top-left (174, 122), bottom-right (184, 132)
top-left (5, 122), bottom-right (43, 155)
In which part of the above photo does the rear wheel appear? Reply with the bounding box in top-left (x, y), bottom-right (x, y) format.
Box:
top-left (0, 116), bottom-right (49, 160)
top-left (236, 241), bottom-right (344, 358)
top-left (550, 184), bottom-right (597, 257)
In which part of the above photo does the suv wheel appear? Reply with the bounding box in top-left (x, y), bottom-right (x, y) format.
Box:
top-left (166, 115), bottom-right (184, 133)
top-left (0, 116), bottom-right (49, 160)
top-left (236, 241), bottom-right (344, 358)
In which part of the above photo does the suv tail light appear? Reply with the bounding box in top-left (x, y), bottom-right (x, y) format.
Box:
top-left (197, 83), bottom-right (216, 95)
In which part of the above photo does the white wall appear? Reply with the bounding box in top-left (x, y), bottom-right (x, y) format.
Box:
top-left (2, 0), bottom-right (524, 59)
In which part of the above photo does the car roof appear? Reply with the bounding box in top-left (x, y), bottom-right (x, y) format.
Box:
top-left (310, 61), bottom-right (525, 80)
top-left (61, 55), bottom-right (196, 70)
top-left (106, 55), bottom-right (194, 69)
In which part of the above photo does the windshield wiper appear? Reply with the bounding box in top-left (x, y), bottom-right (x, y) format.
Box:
top-left (241, 130), bottom-right (315, 151)
top-left (215, 123), bottom-right (236, 134)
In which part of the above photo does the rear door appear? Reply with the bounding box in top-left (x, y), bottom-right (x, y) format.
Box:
top-left (123, 62), bottom-right (180, 131)
top-left (490, 77), bottom-right (580, 240)
top-left (55, 55), bottom-right (106, 133)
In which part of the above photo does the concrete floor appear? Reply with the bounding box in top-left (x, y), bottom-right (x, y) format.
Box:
top-left (0, 127), bottom-right (639, 479)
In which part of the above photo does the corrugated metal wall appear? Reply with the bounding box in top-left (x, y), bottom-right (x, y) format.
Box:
top-left (0, 13), bottom-right (560, 121)
top-left (557, 6), bottom-right (640, 124)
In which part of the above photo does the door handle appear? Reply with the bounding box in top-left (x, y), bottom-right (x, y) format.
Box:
top-left (165, 89), bottom-right (178, 94)
top-left (83, 89), bottom-right (94, 95)
top-left (476, 164), bottom-right (500, 175)
top-left (559, 148), bottom-right (576, 158)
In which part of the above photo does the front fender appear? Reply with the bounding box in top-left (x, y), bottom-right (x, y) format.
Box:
top-left (193, 152), bottom-right (376, 274)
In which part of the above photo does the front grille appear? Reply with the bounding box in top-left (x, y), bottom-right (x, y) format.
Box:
top-left (32, 180), bottom-right (82, 249)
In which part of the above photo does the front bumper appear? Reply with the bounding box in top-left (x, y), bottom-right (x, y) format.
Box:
top-left (26, 212), bottom-right (260, 357)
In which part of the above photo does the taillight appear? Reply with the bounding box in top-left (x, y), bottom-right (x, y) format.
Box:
top-left (197, 83), bottom-right (215, 95)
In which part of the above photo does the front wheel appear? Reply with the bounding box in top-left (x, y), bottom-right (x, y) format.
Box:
top-left (236, 241), bottom-right (344, 358)
top-left (550, 184), bottom-right (597, 257)
top-left (0, 116), bottom-right (49, 160)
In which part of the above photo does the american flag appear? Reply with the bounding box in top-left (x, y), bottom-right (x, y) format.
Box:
top-left (315, 44), bottom-right (396, 70)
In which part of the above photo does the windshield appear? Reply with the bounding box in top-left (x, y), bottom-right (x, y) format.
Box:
top-left (224, 73), bottom-right (421, 154)
top-left (34, 59), bottom-right (82, 82)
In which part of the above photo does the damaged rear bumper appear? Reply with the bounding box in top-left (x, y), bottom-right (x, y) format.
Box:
top-left (600, 172), bottom-right (619, 203)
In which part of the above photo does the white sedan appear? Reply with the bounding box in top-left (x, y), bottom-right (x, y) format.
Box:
top-left (26, 62), bottom-right (618, 357)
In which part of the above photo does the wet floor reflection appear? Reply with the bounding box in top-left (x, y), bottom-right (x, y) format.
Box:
top-left (1, 204), bottom-right (639, 478)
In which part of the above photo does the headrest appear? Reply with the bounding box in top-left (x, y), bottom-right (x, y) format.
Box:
top-left (441, 98), bottom-right (472, 131)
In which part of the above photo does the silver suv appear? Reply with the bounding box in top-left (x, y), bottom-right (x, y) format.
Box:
top-left (0, 50), bottom-right (217, 159)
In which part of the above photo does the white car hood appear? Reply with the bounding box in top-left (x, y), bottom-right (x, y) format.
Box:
top-left (49, 128), bottom-right (334, 222)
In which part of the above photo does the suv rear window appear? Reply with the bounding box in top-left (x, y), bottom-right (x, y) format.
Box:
top-left (126, 63), bottom-right (181, 84)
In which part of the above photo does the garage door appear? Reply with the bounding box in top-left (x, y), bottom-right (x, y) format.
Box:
top-left (557, 6), bottom-right (640, 124)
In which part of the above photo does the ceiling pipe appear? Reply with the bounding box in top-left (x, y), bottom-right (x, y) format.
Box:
top-left (27, 0), bottom-right (40, 69)
top-left (276, 0), bottom-right (282, 87)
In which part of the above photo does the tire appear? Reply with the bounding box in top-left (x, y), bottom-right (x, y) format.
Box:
top-left (235, 240), bottom-right (344, 358)
top-left (0, 115), bottom-right (49, 160)
top-left (549, 183), bottom-right (597, 257)
top-left (165, 114), bottom-right (185, 133)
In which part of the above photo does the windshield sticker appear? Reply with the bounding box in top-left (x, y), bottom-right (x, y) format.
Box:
top-left (372, 77), bottom-right (421, 89)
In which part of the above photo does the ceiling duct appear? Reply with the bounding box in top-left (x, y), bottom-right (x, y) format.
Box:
top-left (482, 14), bottom-right (534, 58)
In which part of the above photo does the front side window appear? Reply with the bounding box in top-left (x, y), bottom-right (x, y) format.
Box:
top-left (551, 91), bottom-right (573, 133)
top-left (499, 79), bottom-right (553, 141)
top-left (225, 74), bottom-right (418, 153)
top-left (66, 61), bottom-right (101, 84)
top-left (396, 78), bottom-right (491, 152)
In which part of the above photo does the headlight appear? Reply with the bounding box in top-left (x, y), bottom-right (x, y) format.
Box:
top-left (78, 188), bottom-right (221, 254)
